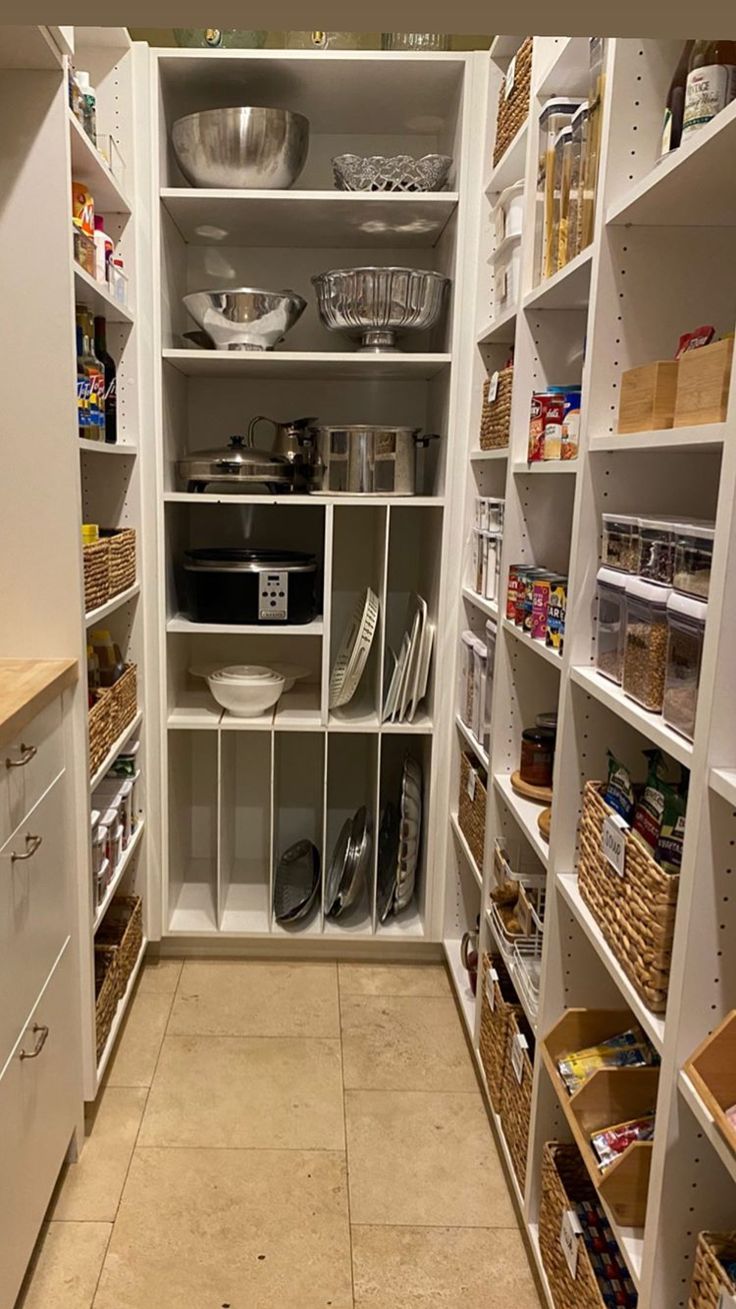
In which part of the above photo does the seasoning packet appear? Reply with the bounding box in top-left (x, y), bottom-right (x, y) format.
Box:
top-left (632, 749), bottom-right (667, 854)
top-left (604, 751), bottom-right (635, 824)
top-left (655, 783), bottom-right (687, 875)
top-left (557, 1029), bottom-right (657, 1096)
top-left (590, 1112), bottom-right (656, 1169)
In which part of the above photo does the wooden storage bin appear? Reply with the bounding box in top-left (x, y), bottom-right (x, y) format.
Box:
top-left (541, 1008), bottom-right (658, 1227)
top-left (480, 366), bottom-right (513, 449)
top-left (617, 360), bottom-right (679, 433)
top-left (83, 540), bottom-right (110, 614)
top-left (479, 952), bottom-right (522, 1112)
top-left (577, 781), bottom-right (679, 1012)
top-left (499, 1008), bottom-right (535, 1188)
top-left (492, 37), bottom-right (533, 166)
top-left (674, 337), bottom-right (734, 428)
top-left (106, 527), bottom-right (136, 596)
top-left (688, 1231), bottom-right (736, 1309)
top-left (684, 1011), bottom-right (736, 1158)
top-left (539, 1143), bottom-right (613, 1309)
top-left (458, 751), bottom-right (487, 870)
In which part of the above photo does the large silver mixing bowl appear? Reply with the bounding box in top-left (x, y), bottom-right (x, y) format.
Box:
top-left (183, 287), bottom-right (307, 351)
top-left (312, 267), bottom-right (450, 352)
top-left (172, 107), bottom-right (310, 189)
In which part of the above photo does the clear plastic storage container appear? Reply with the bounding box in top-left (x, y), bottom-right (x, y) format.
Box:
top-left (555, 125), bottom-right (574, 271)
top-left (493, 234), bottom-right (522, 315)
top-left (460, 630), bottom-right (477, 728)
top-left (623, 578), bottom-right (671, 711)
top-left (663, 592), bottom-right (707, 740)
top-left (534, 97), bottom-right (583, 284)
top-left (601, 513), bottom-right (640, 572)
top-left (472, 639), bottom-right (488, 742)
top-left (639, 517), bottom-right (678, 585)
top-left (483, 620), bottom-right (496, 754)
top-left (595, 566), bottom-right (627, 685)
top-left (673, 521), bottom-right (715, 600)
top-left (493, 179), bottom-right (525, 245)
top-left (567, 101), bottom-right (589, 262)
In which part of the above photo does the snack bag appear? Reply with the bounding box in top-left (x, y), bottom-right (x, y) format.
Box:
top-left (632, 749), bottom-right (667, 854)
top-left (604, 751), bottom-right (635, 824)
top-left (590, 1113), bottom-right (656, 1168)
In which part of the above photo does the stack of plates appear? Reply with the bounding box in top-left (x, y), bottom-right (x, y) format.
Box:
top-left (377, 756), bottom-right (423, 921)
top-left (382, 593), bottom-right (434, 724)
top-left (325, 806), bottom-right (373, 917)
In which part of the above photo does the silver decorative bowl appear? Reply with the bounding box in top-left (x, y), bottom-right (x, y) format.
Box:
top-left (183, 287), bottom-right (307, 351)
top-left (312, 266), bottom-right (450, 352)
top-left (332, 153), bottom-right (452, 193)
top-left (171, 107), bottom-right (310, 189)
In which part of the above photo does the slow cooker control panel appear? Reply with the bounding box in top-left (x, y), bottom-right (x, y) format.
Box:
top-left (259, 570), bottom-right (289, 621)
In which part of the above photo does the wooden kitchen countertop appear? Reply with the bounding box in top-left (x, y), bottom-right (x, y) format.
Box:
top-left (0, 658), bottom-right (78, 750)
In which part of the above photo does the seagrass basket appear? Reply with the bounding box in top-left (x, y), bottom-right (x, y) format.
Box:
top-left (493, 37), bottom-right (533, 166)
top-left (479, 952), bottom-right (522, 1112)
top-left (459, 752), bottom-right (487, 870)
top-left (539, 1142), bottom-right (610, 1309)
top-left (689, 1232), bottom-right (736, 1309)
top-left (498, 1008), bottom-right (534, 1188)
top-left (480, 367), bottom-right (513, 449)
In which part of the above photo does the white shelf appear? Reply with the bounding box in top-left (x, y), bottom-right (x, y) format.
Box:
top-left (85, 581), bottom-right (140, 626)
top-left (477, 304), bottom-right (517, 345)
top-left (461, 586), bottom-right (499, 620)
top-left (167, 695), bottom-right (223, 730)
top-left (469, 447), bottom-right (509, 461)
top-left (168, 880), bottom-right (218, 935)
top-left (607, 99), bottom-right (736, 227)
top-left (512, 460), bottom-right (578, 475)
top-left (502, 618), bottom-right (564, 669)
top-left (376, 906), bottom-right (425, 937)
top-left (95, 935), bottom-right (147, 1086)
top-left (161, 188), bottom-right (458, 247)
top-left (167, 614), bottom-right (324, 637)
top-left (455, 714), bottom-right (489, 770)
top-left (164, 491), bottom-right (443, 507)
top-left (163, 349), bottom-right (451, 381)
top-left (449, 812), bottom-right (483, 890)
top-left (522, 246), bottom-right (593, 312)
top-left (442, 939), bottom-right (477, 1039)
top-left (570, 666), bottom-right (694, 769)
top-left (556, 872), bottom-right (666, 1053)
top-left (381, 712), bottom-right (434, 734)
top-left (73, 264), bottom-right (134, 324)
top-left (0, 25), bottom-right (64, 70)
top-left (79, 438), bottom-right (137, 455)
top-left (68, 110), bottom-right (131, 213)
top-left (679, 1069), bottom-right (736, 1187)
top-left (89, 709), bottom-right (143, 791)
top-left (220, 710), bottom-right (278, 731)
top-left (589, 423), bottom-right (725, 453)
top-left (493, 773), bottom-right (550, 869)
top-left (274, 688), bottom-right (323, 731)
top-left (486, 121), bottom-right (528, 195)
top-left (93, 819), bottom-right (145, 934)
top-left (536, 37), bottom-right (591, 98)
top-left (710, 767), bottom-right (736, 808)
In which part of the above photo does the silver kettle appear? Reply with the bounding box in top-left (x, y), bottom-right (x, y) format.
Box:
top-left (247, 415), bottom-right (318, 490)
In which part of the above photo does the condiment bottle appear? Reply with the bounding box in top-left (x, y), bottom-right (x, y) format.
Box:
top-left (75, 70), bottom-right (97, 144)
top-left (94, 316), bottom-right (117, 444)
top-left (683, 40), bottom-right (736, 138)
top-left (94, 216), bottom-right (113, 283)
top-left (660, 41), bottom-right (695, 155)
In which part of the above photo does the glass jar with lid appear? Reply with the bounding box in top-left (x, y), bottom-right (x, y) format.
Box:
top-left (673, 520), bottom-right (715, 599)
top-left (601, 513), bottom-right (640, 572)
top-left (596, 566), bottom-right (627, 684)
top-left (520, 727), bottom-right (556, 788)
top-left (623, 578), bottom-right (671, 711)
top-left (663, 592), bottom-right (707, 739)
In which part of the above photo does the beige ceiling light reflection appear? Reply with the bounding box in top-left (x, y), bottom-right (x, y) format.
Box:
top-left (202, 249), bottom-right (237, 277)
top-left (195, 224), bottom-right (229, 241)
top-left (358, 218), bottom-right (438, 236)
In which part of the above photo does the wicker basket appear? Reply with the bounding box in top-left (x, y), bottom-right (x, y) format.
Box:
top-left (493, 37), bottom-right (533, 166)
top-left (88, 689), bottom-right (115, 778)
top-left (459, 752), bottom-right (487, 870)
top-left (499, 1009), bottom-right (534, 1188)
top-left (577, 781), bottom-right (679, 1012)
top-left (539, 1143), bottom-right (609, 1309)
top-left (480, 367), bottom-right (513, 449)
top-left (479, 952), bottom-right (522, 1112)
top-left (97, 895), bottom-right (143, 992)
top-left (83, 540), bottom-right (110, 614)
top-left (105, 528), bottom-right (136, 597)
top-left (110, 663), bottom-right (137, 739)
top-left (689, 1232), bottom-right (736, 1309)
top-left (94, 943), bottom-right (120, 1061)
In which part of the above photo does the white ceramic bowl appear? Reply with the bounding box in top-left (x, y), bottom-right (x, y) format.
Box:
top-left (207, 670), bottom-right (285, 717)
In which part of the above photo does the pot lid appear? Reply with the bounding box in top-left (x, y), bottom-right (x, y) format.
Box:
top-left (184, 547), bottom-right (317, 573)
top-left (179, 434), bottom-right (290, 471)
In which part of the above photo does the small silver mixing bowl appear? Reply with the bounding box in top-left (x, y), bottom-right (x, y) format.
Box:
top-left (172, 107), bottom-right (310, 189)
top-left (183, 287), bottom-right (307, 351)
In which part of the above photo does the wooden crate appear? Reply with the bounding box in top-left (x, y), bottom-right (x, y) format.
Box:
top-left (617, 361), bottom-right (679, 433)
top-left (541, 1008), bottom-right (658, 1227)
top-left (684, 1011), bottom-right (736, 1158)
top-left (674, 338), bottom-right (734, 428)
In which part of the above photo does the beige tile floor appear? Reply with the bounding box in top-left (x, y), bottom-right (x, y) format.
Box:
top-left (17, 958), bottom-right (543, 1309)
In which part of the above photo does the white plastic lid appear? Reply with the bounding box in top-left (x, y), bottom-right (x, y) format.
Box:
top-left (597, 566), bottom-right (627, 590)
top-left (602, 513), bottom-right (638, 528)
top-left (486, 618), bottom-right (497, 638)
top-left (101, 807), bottom-right (118, 825)
top-left (667, 592), bottom-right (708, 623)
top-left (554, 126), bottom-right (574, 148)
top-left (474, 641), bottom-right (488, 659)
top-left (540, 97), bottom-right (584, 122)
top-left (90, 808), bottom-right (101, 828)
top-left (639, 517), bottom-right (678, 535)
top-left (498, 180), bottom-right (525, 205)
top-left (461, 629), bottom-right (476, 648)
top-left (675, 520), bottom-right (716, 542)
top-left (571, 101), bottom-right (589, 125)
top-left (626, 577), bottom-right (672, 604)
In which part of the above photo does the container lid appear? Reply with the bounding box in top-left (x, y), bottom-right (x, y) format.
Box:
top-left (571, 101), bottom-right (589, 126)
top-left (667, 592), bottom-right (708, 623)
top-left (486, 618), bottom-right (497, 638)
top-left (498, 179), bottom-right (525, 205)
top-left (461, 629), bottom-right (476, 648)
top-left (602, 512), bottom-right (638, 528)
top-left (675, 520), bottom-right (716, 542)
top-left (547, 385), bottom-right (582, 396)
top-left (90, 808), bottom-right (101, 827)
top-left (522, 727), bottom-right (557, 743)
top-left (597, 566), bottom-right (627, 590)
top-left (625, 577), bottom-right (672, 604)
top-left (554, 126), bottom-right (574, 148)
top-left (118, 780), bottom-right (134, 797)
top-left (536, 711), bottom-right (558, 730)
top-left (539, 97), bottom-right (584, 123)
top-left (101, 807), bottom-right (118, 825)
top-left (184, 547), bottom-right (317, 573)
top-left (473, 641), bottom-right (488, 659)
top-left (639, 517), bottom-right (678, 535)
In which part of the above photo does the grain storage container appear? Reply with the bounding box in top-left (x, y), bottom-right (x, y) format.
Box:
top-left (533, 98), bottom-right (583, 285)
top-left (601, 513), bottom-right (640, 573)
top-left (567, 101), bottom-right (589, 261)
top-left (623, 578), bottom-right (671, 712)
top-left (673, 521), bottom-right (715, 599)
top-left (663, 592), bottom-right (707, 740)
top-left (493, 179), bottom-right (525, 244)
top-left (595, 566), bottom-right (627, 684)
top-left (639, 517), bottom-right (678, 585)
top-left (460, 630), bottom-right (477, 728)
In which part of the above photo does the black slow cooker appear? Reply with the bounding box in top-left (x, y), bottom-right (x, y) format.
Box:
top-left (183, 548), bottom-right (319, 625)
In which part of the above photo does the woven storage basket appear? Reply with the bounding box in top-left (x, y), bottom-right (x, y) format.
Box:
top-left (480, 367), bottom-right (514, 449)
top-left (94, 943), bottom-right (119, 1061)
top-left (577, 781), bottom-right (679, 1012)
top-left (539, 1143), bottom-right (609, 1309)
top-left (109, 663), bottom-right (137, 740)
top-left (479, 952), bottom-right (522, 1112)
top-left (493, 37), bottom-right (533, 166)
top-left (83, 540), bottom-right (110, 614)
top-left (97, 895), bottom-right (143, 1000)
top-left (499, 1009), bottom-right (534, 1188)
top-left (105, 528), bottom-right (136, 597)
top-left (689, 1232), bottom-right (736, 1309)
top-left (459, 752), bottom-right (487, 870)
top-left (88, 688), bottom-right (115, 778)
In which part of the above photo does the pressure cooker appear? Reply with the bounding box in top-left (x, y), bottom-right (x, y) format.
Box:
top-left (183, 548), bottom-right (320, 625)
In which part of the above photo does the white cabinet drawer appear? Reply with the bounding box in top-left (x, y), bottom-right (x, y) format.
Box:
top-left (0, 775), bottom-right (69, 1065)
top-left (0, 940), bottom-right (78, 1309)
top-left (0, 697), bottom-right (64, 846)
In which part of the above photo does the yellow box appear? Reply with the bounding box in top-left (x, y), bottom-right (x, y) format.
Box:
top-left (617, 361), bottom-right (679, 434)
top-left (674, 337), bottom-right (733, 428)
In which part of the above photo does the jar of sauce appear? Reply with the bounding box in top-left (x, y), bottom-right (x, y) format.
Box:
top-left (520, 727), bottom-right (556, 788)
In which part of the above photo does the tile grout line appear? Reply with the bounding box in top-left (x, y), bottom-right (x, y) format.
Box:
top-left (336, 963), bottom-right (357, 1309)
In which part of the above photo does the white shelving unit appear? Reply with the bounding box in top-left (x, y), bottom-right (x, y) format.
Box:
top-left (441, 34), bottom-right (736, 1309)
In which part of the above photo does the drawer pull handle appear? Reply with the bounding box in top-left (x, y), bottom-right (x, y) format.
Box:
top-left (20, 1024), bottom-right (49, 1060)
top-left (11, 833), bottom-right (43, 862)
top-left (5, 743), bottom-right (37, 769)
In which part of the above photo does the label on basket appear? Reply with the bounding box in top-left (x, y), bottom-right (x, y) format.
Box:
top-left (505, 55), bottom-right (516, 100)
top-left (488, 370), bottom-right (500, 403)
top-left (467, 768), bottom-right (477, 802)
top-left (511, 1032), bottom-right (528, 1084)
top-left (487, 967), bottom-right (499, 1011)
top-left (559, 1208), bottom-right (582, 1279)
top-left (717, 1290), bottom-right (736, 1309)
top-left (601, 812), bottom-right (628, 879)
